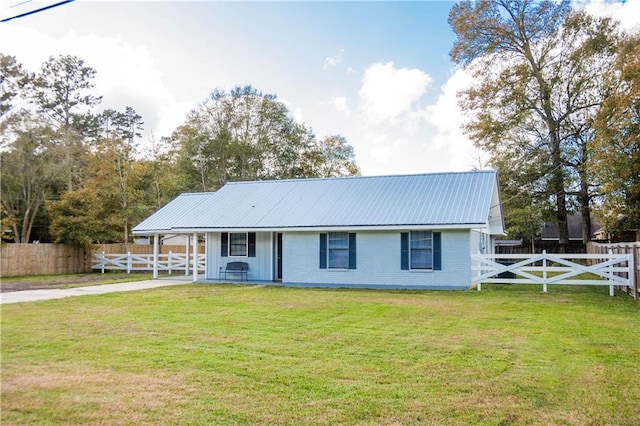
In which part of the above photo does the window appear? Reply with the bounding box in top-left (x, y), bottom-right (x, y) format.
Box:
top-left (229, 232), bottom-right (247, 256)
top-left (328, 232), bottom-right (349, 269)
top-left (221, 232), bottom-right (256, 257)
top-left (401, 231), bottom-right (441, 271)
top-left (410, 231), bottom-right (432, 269)
top-left (319, 232), bottom-right (356, 269)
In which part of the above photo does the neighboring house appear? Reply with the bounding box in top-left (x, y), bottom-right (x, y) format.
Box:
top-left (540, 212), bottom-right (601, 243)
top-left (132, 170), bottom-right (505, 289)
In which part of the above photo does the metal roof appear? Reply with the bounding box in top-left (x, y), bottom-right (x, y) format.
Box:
top-left (133, 170), bottom-right (502, 234)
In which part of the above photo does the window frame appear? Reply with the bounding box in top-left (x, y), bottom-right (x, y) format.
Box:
top-left (327, 231), bottom-right (350, 269)
top-left (410, 230), bottom-right (433, 270)
top-left (228, 232), bottom-right (248, 257)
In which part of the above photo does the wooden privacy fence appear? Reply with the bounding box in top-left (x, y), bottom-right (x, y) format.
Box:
top-left (1, 244), bottom-right (86, 277)
top-left (587, 242), bottom-right (640, 299)
top-left (92, 252), bottom-right (205, 274)
top-left (1, 243), bottom-right (205, 277)
top-left (472, 250), bottom-right (635, 297)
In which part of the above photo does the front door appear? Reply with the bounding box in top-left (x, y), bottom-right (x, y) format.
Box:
top-left (276, 233), bottom-right (283, 281)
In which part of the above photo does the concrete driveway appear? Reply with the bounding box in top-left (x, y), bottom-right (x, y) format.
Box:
top-left (0, 279), bottom-right (193, 304)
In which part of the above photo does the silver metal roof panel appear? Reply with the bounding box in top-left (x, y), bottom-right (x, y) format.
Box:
top-left (133, 170), bottom-right (501, 233)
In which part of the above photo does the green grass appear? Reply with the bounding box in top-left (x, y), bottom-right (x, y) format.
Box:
top-left (1, 272), bottom-right (156, 290)
top-left (2, 284), bottom-right (639, 425)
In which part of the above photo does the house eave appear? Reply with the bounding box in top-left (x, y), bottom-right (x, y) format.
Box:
top-left (132, 222), bottom-right (495, 236)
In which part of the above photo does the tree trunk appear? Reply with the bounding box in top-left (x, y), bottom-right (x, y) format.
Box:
top-left (550, 139), bottom-right (569, 249)
top-left (521, 38), bottom-right (569, 249)
top-left (581, 201), bottom-right (592, 244)
top-left (579, 173), bottom-right (592, 244)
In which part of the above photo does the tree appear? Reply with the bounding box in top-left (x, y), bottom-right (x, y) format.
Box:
top-left (48, 186), bottom-right (122, 250)
top-left (169, 85), bottom-right (360, 191)
top-left (0, 113), bottom-right (62, 242)
top-left (48, 106), bottom-right (149, 248)
top-left (449, 0), bottom-right (622, 246)
top-left (304, 135), bottom-right (361, 178)
top-left (591, 33), bottom-right (640, 236)
top-left (0, 54), bottom-right (30, 119)
top-left (32, 55), bottom-right (102, 192)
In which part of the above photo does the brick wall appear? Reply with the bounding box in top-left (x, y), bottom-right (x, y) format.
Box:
top-left (283, 230), bottom-right (471, 288)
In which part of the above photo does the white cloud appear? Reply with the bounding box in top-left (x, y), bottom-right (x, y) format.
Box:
top-left (323, 48), bottom-right (344, 70)
top-left (331, 96), bottom-right (350, 117)
top-left (278, 97), bottom-right (305, 124)
top-left (357, 62), bottom-right (433, 124)
top-left (341, 61), bottom-right (483, 176)
top-left (346, 67), bottom-right (357, 75)
top-left (580, 0), bottom-right (640, 30)
top-left (425, 68), bottom-right (488, 170)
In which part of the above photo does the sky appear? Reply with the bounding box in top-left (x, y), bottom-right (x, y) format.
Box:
top-left (1, 0), bottom-right (639, 176)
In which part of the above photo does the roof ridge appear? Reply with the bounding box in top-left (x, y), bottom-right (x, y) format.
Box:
top-left (226, 169), bottom-right (496, 186)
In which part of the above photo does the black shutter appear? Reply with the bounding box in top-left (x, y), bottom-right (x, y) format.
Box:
top-left (348, 233), bottom-right (356, 270)
top-left (248, 232), bottom-right (256, 257)
top-left (433, 232), bottom-right (441, 270)
top-left (221, 232), bottom-right (228, 257)
top-left (401, 232), bottom-right (409, 270)
top-left (319, 233), bottom-right (327, 269)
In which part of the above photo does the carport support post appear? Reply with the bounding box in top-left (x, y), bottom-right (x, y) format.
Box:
top-left (185, 234), bottom-right (190, 276)
top-left (192, 232), bottom-right (198, 282)
top-left (153, 233), bottom-right (159, 279)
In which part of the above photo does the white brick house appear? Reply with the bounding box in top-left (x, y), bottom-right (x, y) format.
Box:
top-left (132, 171), bottom-right (504, 289)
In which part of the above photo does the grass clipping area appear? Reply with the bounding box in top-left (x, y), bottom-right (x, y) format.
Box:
top-left (2, 284), bottom-right (639, 425)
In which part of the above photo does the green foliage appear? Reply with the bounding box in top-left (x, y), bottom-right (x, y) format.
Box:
top-left (33, 55), bottom-right (102, 128)
top-left (0, 53), bottom-right (31, 118)
top-left (304, 135), bottom-right (361, 178)
top-left (591, 33), bottom-right (640, 233)
top-left (48, 187), bottom-right (121, 250)
top-left (0, 113), bottom-right (62, 243)
top-left (168, 85), bottom-right (359, 191)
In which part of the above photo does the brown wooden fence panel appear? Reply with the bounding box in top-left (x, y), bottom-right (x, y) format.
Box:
top-left (1, 244), bottom-right (86, 277)
top-left (587, 242), bottom-right (639, 299)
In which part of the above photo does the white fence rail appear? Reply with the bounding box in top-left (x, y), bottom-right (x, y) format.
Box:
top-left (472, 250), bottom-right (635, 296)
top-left (92, 251), bottom-right (205, 274)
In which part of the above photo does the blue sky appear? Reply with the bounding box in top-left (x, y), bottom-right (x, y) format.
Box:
top-left (1, 0), bottom-right (638, 176)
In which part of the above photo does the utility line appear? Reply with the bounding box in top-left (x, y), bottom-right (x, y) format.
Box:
top-left (1, 0), bottom-right (75, 23)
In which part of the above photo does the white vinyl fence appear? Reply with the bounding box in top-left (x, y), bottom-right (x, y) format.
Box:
top-left (472, 250), bottom-right (635, 296)
top-left (92, 251), bottom-right (205, 275)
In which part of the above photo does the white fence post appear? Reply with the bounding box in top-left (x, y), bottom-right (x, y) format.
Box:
top-left (168, 251), bottom-right (172, 275)
top-left (608, 249), bottom-right (615, 297)
top-left (101, 251), bottom-right (105, 274)
top-left (542, 250), bottom-right (548, 293)
top-left (630, 253), bottom-right (637, 299)
top-left (127, 251), bottom-right (132, 274)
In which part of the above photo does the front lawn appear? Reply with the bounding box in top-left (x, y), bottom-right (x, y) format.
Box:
top-left (0, 272), bottom-right (157, 292)
top-left (1, 284), bottom-right (638, 425)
